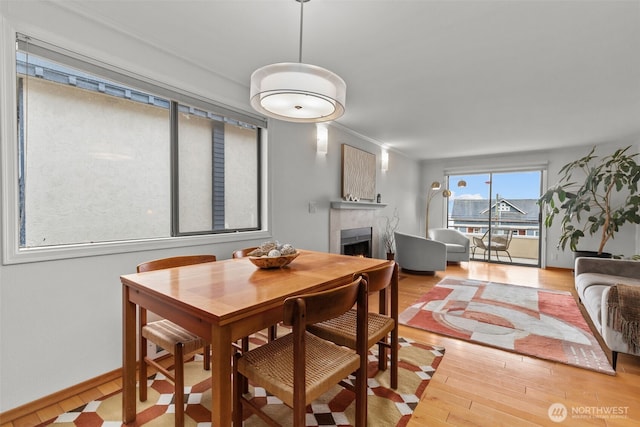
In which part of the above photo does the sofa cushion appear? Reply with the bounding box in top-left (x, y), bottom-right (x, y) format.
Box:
top-left (581, 284), bottom-right (611, 330)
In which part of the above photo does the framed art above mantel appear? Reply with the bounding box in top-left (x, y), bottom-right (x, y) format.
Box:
top-left (341, 144), bottom-right (376, 201)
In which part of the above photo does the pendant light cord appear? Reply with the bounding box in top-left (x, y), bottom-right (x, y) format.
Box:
top-left (298, 0), bottom-right (304, 63)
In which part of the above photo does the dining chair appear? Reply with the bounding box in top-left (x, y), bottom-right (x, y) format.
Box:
top-left (233, 276), bottom-right (369, 427)
top-left (136, 254), bottom-right (216, 427)
top-left (307, 260), bottom-right (399, 389)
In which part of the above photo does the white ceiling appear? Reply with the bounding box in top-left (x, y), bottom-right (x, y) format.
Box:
top-left (65, 0), bottom-right (640, 160)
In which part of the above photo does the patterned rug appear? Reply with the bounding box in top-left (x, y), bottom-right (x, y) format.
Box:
top-left (399, 276), bottom-right (614, 375)
top-left (39, 337), bottom-right (444, 426)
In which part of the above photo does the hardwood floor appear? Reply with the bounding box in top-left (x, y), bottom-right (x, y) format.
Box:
top-left (403, 262), bottom-right (640, 427)
top-left (2, 261), bottom-right (639, 426)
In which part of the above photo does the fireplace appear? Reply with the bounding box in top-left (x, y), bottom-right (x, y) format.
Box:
top-left (329, 205), bottom-right (381, 257)
top-left (340, 227), bottom-right (372, 257)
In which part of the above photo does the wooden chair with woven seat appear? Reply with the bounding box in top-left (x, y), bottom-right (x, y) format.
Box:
top-left (307, 260), bottom-right (399, 389)
top-left (233, 276), bottom-right (369, 427)
top-left (136, 255), bottom-right (217, 427)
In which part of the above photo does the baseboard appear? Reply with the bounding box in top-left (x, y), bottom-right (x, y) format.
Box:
top-left (0, 353), bottom-right (176, 424)
top-left (543, 266), bottom-right (573, 272)
top-left (0, 368), bottom-right (122, 424)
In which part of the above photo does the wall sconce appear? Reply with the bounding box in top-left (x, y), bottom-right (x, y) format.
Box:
top-left (381, 150), bottom-right (389, 172)
top-left (316, 123), bottom-right (328, 154)
top-left (425, 179), bottom-right (467, 237)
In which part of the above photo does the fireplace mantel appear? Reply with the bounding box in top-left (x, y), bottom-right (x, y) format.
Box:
top-left (329, 205), bottom-right (382, 257)
top-left (330, 201), bottom-right (387, 210)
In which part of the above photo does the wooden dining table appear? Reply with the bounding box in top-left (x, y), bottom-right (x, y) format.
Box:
top-left (121, 249), bottom-right (388, 427)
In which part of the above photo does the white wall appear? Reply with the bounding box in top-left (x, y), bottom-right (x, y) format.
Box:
top-left (541, 142), bottom-right (639, 267)
top-left (267, 121), bottom-right (421, 257)
top-left (0, 2), bottom-right (420, 411)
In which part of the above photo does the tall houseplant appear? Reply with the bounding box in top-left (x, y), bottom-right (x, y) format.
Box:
top-left (538, 145), bottom-right (640, 255)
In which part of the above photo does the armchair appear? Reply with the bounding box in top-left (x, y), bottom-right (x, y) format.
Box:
top-left (428, 228), bottom-right (470, 262)
top-left (394, 231), bottom-right (446, 274)
top-left (471, 228), bottom-right (513, 262)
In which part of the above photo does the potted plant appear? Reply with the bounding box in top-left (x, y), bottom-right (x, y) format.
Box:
top-left (538, 145), bottom-right (640, 256)
top-left (382, 208), bottom-right (399, 260)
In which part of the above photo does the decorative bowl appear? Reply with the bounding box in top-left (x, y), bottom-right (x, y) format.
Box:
top-left (248, 252), bottom-right (299, 269)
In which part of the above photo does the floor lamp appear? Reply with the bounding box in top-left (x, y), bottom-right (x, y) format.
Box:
top-left (426, 180), bottom-right (466, 238)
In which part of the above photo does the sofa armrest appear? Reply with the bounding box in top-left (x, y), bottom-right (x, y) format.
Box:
top-left (575, 257), bottom-right (640, 280)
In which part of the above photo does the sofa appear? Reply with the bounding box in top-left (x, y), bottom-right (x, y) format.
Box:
top-left (428, 228), bottom-right (470, 262)
top-left (394, 231), bottom-right (446, 274)
top-left (574, 257), bottom-right (640, 369)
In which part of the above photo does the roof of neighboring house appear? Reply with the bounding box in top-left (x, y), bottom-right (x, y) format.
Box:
top-left (451, 198), bottom-right (539, 223)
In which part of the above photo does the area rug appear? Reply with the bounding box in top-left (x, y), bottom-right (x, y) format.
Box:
top-left (399, 276), bottom-right (614, 375)
top-left (39, 337), bottom-right (444, 426)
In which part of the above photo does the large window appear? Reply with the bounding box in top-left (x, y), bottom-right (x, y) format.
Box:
top-left (447, 170), bottom-right (543, 266)
top-left (14, 34), bottom-right (264, 251)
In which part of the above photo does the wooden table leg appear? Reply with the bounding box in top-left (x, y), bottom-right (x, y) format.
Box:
top-left (122, 285), bottom-right (137, 423)
top-left (211, 324), bottom-right (232, 427)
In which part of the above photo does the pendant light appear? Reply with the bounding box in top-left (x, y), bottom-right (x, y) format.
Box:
top-left (250, 0), bottom-right (346, 122)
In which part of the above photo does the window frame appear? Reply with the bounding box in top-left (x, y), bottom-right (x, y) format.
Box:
top-left (1, 29), bottom-right (271, 265)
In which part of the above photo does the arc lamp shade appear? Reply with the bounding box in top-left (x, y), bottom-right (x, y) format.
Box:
top-left (250, 62), bottom-right (346, 122)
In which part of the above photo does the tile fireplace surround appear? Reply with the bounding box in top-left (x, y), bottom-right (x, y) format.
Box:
top-left (329, 208), bottom-right (381, 257)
